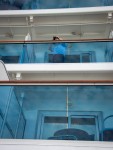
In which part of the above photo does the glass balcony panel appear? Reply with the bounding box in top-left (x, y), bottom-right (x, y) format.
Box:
top-left (6, 91), bottom-right (21, 136)
top-left (0, 44), bottom-right (23, 63)
top-left (0, 86), bottom-right (26, 139)
top-left (16, 113), bottom-right (26, 139)
top-left (70, 0), bottom-right (104, 8)
top-left (2, 125), bottom-right (13, 139)
top-left (82, 53), bottom-right (91, 62)
top-left (0, 85), bottom-right (113, 141)
top-left (0, 113), bottom-right (3, 131)
top-left (0, 41), bottom-right (112, 63)
top-left (0, 86), bottom-right (12, 116)
top-left (11, 85), bottom-right (113, 141)
top-left (105, 0), bottom-right (113, 6)
top-left (0, 0), bottom-right (113, 10)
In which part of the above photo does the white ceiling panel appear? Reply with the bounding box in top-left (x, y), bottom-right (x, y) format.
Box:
top-left (12, 27), bottom-right (28, 35)
top-left (0, 7), bottom-right (112, 40)
top-left (0, 27), bottom-right (11, 35)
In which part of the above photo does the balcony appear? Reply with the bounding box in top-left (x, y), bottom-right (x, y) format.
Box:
top-left (0, 85), bottom-right (113, 141)
top-left (0, 40), bottom-right (113, 81)
top-left (0, 41), bottom-right (113, 64)
top-left (0, 4), bottom-right (113, 41)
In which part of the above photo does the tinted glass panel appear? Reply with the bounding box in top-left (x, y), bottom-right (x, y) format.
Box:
top-left (6, 92), bottom-right (21, 136)
top-left (0, 41), bottom-right (113, 63)
top-left (2, 125), bottom-right (13, 139)
top-left (0, 0), bottom-right (113, 10)
top-left (16, 113), bottom-right (26, 139)
top-left (0, 114), bottom-right (3, 131)
top-left (0, 56), bottom-right (19, 63)
top-left (0, 86), bottom-right (12, 116)
top-left (0, 85), bottom-right (113, 141)
top-left (82, 53), bottom-right (90, 62)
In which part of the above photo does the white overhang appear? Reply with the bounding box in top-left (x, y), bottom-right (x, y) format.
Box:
top-left (5, 63), bottom-right (113, 73)
top-left (0, 6), bottom-right (113, 40)
top-left (4, 63), bottom-right (113, 81)
top-left (0, 6), bottom-right (113, 16)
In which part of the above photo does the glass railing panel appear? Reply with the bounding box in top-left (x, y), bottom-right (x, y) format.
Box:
top-left (6, 91), bottom-right (22, 137)
top-left (1, 125), bottom-right (13, 139)
top-left (0, 43), bottom-right (23, 63)
top-left (0, 41), bottom-right (113, 64)
top-left (0, 0), bottom-right (113, 10)
top-left (0, 85), bottom-right (113, 141)
top-left (105, 0), bottom-right (113, 6)
top-left (0, 43), bottom-right (34, 63)
top-left (68, 86), bottom-right (105, 141)
top-left (0, 86), bottom-right (26, 139)
top-left (0, 113), bottom-right (3, 131)
top-left (16, 112), bottom-right (26, 139)
top-left (69, 0), bottom-right (104, 8)
top-left (0, 86), bottom-right (12, 116)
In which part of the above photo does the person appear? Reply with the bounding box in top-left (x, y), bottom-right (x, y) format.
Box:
top-left (48, 36), bottom-right (67, 63)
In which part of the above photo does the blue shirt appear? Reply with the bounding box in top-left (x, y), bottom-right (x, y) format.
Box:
top-left (50, 43), bottom-right (67, 55)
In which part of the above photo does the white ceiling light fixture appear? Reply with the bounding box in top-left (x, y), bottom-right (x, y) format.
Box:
top-left (108, 12), bottom-right (112, 19)
top-left (30, 16), bottom-right (34, 23)
top-left (16, 72), bottom-right (22, 80)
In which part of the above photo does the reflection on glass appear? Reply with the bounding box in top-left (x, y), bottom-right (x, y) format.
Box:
top-left (0, 0), bottom-right (113, 10)
top-left (2, 125), bottom-right (13, 139)
top-left (0, 86), bottom-right (25, 139)
top-left (69, 113), bottom-right (102, 141)
top-left (82, 53), bottom-right (90, 62)
top-left (16, 113), bottom-right (26, 139)
top-left (0, 41), bottom-right (113, 63)
top-left (0, 113), bottom-right (3, 131)
top-left (0, 86), bottom-right (12, 116)
top-left (0, 85), bottom-right (113, 141)
top-left (6, 92), bottom-right (21, 136)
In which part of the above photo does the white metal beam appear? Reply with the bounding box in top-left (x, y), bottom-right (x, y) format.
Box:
top-left (0, 6), bottom-right (113, 17)
top-left (0, 139), bottom-right (113, 150)
top-left (5, 63), bottom-right (113, 73)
